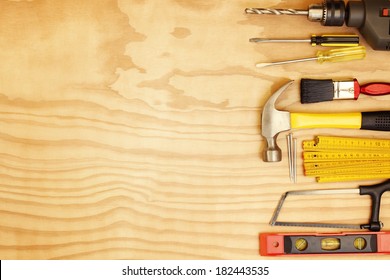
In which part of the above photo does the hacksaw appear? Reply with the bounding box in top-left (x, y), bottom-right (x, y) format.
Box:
top-left (270, 179), bottom-right (390, 232)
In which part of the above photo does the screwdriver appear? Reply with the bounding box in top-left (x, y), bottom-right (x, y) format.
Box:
top-left (250, 34), bottom-right (360, 47)
top-left (256, 46), bottom-right (366, 68)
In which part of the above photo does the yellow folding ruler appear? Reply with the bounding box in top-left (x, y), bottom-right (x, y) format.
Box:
top-left (303, 136), bottom-right (390, 182)
top-left (303, 135), bottom-right (390, 150)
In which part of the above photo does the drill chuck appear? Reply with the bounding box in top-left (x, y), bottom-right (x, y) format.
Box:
top-left (307, 1), bottom-right (345, 26)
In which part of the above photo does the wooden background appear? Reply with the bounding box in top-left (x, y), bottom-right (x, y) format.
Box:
top-left (1, 0), bottom-right (390, 259)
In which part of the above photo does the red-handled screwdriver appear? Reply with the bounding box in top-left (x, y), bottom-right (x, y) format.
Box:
top-left (300, 78), bottom-right (390, 103)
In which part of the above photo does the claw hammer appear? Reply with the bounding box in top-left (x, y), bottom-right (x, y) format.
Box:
top-left (261, 81), bottom-right (390, 162)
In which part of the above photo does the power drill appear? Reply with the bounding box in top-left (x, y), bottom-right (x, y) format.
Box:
top-left (246, 0), bottom-right (390, 51)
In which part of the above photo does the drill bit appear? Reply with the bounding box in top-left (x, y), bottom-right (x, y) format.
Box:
top-left (245, 1), bottom-right (347, 26)
top-left (245, 8), bottom-right (309, 16)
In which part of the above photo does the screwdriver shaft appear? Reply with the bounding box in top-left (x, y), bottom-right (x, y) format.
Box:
top-left (256, 57), bottom-right (317, 68)
top-left (250, 38), bottom-right (311, 43)
top-left (245, 8), bottom-right (309, 16)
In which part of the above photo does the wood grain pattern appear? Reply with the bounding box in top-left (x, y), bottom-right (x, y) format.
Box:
top-left (0, 0), bottom-right (390, 259)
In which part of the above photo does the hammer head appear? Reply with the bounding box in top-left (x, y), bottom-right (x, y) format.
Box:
top-left (261, 81), bottom-right (293, 162)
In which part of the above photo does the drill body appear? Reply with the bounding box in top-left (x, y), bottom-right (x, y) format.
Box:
top-left (351, 0), bottom-right (390, 50)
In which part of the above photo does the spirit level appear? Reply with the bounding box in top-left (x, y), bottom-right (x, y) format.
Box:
top-left (260, 232), bottom-right (390, 256)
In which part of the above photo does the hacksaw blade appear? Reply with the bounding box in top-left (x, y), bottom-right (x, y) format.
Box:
top-left (270, 188), bottom-right (362, 230)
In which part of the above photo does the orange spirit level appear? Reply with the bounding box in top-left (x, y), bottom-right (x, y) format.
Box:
top-left (260, 232), bottom-right (390, 256)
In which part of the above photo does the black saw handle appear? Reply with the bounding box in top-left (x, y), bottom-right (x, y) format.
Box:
top-left (360, 179), bottom-right (390, 231)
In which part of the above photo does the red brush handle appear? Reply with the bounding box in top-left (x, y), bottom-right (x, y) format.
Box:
top-left (360, 82), bottom-right (390, 95)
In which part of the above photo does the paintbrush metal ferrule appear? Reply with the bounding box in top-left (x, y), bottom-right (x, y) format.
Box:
top-left (333, 80), bottom-right (356, 100)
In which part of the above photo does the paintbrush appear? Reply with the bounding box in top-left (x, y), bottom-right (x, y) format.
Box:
top-left (300, 78), bottom-right (390, 103)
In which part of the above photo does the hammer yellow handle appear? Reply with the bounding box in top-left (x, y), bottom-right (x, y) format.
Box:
top-left (291, 112), bottom-right (362, 129)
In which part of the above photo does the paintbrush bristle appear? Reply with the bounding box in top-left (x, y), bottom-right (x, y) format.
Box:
top-left (300, 79), bottom-right (334, 104)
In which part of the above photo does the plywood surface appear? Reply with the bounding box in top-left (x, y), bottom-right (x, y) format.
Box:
top-left (1, 0), bottom-right (390, 259)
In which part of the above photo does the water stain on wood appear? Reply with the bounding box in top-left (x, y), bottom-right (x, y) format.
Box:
top-left (0, 0), bottom-right (133, 98)
top-left (174, 0), bottom-right (218, 11)
top-left (171, 27), bottom-right (192, 39)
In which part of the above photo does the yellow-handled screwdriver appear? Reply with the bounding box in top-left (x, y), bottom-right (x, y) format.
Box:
top-left (250, 34), bottom-right (360, 47)
top-left (256, 46), bottom-right (366, 68)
